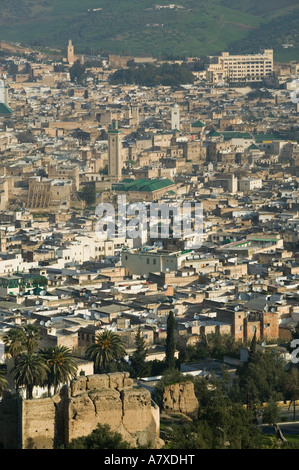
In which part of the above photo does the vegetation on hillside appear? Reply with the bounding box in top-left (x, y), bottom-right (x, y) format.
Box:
top-left (0, 0), bottom-right (298, 61)
top-left (157, 342), bottom-right (299, 449)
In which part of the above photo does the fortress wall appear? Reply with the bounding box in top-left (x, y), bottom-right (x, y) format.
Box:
top-left (0, 372), bottom-right (159, 449)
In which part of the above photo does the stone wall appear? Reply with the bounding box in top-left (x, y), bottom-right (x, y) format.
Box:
top-left (0, 391), bottom-right (19, 449)
top-left (163, 381), bottom-right (199, 418)
top-left (66, 372), bottom-right (159, 448)
top-left (0, 372), bottom-right (160, 449)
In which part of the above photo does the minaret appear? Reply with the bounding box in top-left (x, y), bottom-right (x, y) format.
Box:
top-left (228, 173), bottom-right (238, 193)
top-left (171, 103), bottom-right (180, 131)
top-left (67, 39), bottom-right (75, 65)
top-left (0, 80), bottom-right (9, 106)
top-left (0, 233), bottom-right (6, 252)
top-left (108, 120), bottom-right (122, 180)
top-left (131, 104), bottom-right (139, 127)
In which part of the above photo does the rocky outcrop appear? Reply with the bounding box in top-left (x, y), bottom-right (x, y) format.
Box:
top-left (163, 381), bottom-right (199, 417)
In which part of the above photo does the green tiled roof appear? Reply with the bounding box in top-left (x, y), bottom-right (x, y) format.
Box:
top-left (221, 131), bottom-right (253, 140)
top-left (113, 178), bottom-right (175, 193)
top-left (0, 103), bottom-right (12, 115)
top-left (253, 133), bottom-right (286, 143)
top-left (208, 130), bottom-right (220, 137)
top-left (191, 120), bottom-right (205, 128)
top-left (248, 143), bottom-right (259, 150)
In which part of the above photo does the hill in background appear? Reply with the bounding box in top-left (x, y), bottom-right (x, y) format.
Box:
top-left (0, 0), bottom-right (298, 61)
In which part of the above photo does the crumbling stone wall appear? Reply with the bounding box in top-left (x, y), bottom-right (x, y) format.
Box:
top-left (163, 381), bottom-right (199, 417)
top-left (0, 372), bottom-right (160, 449)
top-left (66, 372), bottom-right (159, 447)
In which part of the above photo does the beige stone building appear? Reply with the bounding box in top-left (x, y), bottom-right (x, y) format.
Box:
top-left (206, 49), bottom-right (274, 83)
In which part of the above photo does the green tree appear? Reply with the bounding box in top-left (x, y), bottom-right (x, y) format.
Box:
top-left (39, 346), bottom-right (78, 396)
top-left (130, 327), bottom-right (150, 378)
top-left (283, 367), bottom-right (299, 421)
top-left (249, 330), bottom-right (257, 360)
top-left (0, 369), bottom-right (7, 397)
top-left (165, 311), bottom-right (176, 370)
top-left (69, 61), bottom-right (86, 84)
top-left (166, 377), bottom-right (262, 449)
top-left (11, 353), bottom-right (49, 399)
top-left (23, 324), bottom-right (41, 354)
top-left (3, 324), bottom-right (41, 360)
top-left (17, 131), bottom-right (36, 143)
top-left (80, 184), bottom-right (96, 206)
top-left (236, 349), bottom-right (287, 404)
top-left (85, 330), bottom-right (126, 373)
top-left (63, 423), bottom-right (132, 449)
top-left (3, 328), bottom-right (26, 362)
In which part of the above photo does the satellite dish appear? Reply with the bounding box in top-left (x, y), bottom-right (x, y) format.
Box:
top-left (40, 321), bottom-right (45, 326)
top-left (234, 306), bottom-right (240, 311)
top-left (92, 304), bottom-right (96, 308)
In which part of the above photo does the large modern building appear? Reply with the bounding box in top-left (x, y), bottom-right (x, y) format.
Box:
top-left (206, 49), bottom-right (274, 84)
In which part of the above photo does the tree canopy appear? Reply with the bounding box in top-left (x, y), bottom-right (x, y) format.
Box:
top-left (63, 423), bottom-right (132, 449)
top-left (109, 63), bottom-right (195, 87)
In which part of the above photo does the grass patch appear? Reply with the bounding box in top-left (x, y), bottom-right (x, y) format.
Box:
top-left (0, 0), bottom-right (298, 59)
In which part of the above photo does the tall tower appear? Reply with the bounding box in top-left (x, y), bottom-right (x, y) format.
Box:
top-left (228, 174), bottom-right (238, 193)
top-left (171, 103), bottom-right (180, 131)
top-left (108, 120), bottom-right (122, 180)
top-left (0, 80), bottom-right (9, 106)
top-left (67, 39), bottom-right (75, 65)
top-left (131, 104), bottom-right (139, 127)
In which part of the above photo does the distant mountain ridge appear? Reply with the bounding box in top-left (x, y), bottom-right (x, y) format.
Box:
top-left (0, 0), bottom-right (298, 61)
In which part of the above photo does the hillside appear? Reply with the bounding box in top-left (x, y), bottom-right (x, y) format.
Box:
top-left (0, 0), bottom-right (298, 61)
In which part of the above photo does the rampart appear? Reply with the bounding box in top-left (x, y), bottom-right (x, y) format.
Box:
top-left (0, 372), bottom-right (160, 449)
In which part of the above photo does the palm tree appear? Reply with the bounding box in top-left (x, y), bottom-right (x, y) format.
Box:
top-left (0, 369), bottom-right (7, 397)
top-left (85, 330), bottom-right (126, 373)
top-left (23, 324), bottom-right (41, 354)
top-left (3, 328), bottom-right (26, 362)
top-left (11, 353), bottom-right (49, 399)
top-left (39, 346), bottom-right (78, 396)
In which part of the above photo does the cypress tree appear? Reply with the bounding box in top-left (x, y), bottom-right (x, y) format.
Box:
top-left (130, 327), bottom-right (149, 378)
top-left (165, 311), bottom-right (176, 370)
